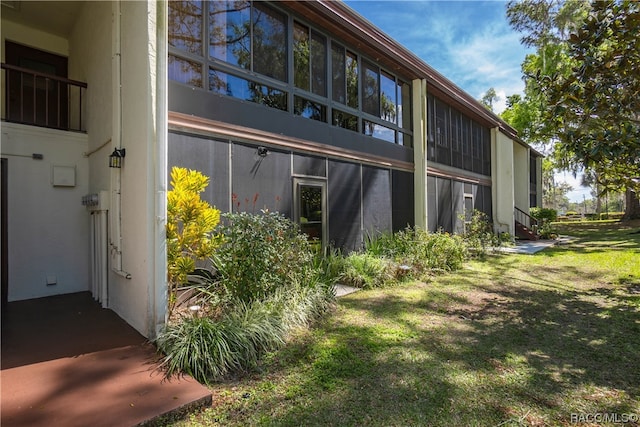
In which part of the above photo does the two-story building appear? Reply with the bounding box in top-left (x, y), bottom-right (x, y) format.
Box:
top-left (1, 0), bottom-right (542, 340)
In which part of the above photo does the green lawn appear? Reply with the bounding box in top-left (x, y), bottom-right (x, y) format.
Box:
top-left (174, 221), bottom-right (640, 427)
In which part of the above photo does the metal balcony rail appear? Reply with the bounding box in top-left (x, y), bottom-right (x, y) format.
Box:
top-left (2, 63), bottom-right (87, 132)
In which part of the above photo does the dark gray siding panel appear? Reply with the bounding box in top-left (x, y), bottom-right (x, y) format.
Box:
top-left (392, 170), bottom-right (414, 232)
top-left (427, 176), bottom-right (438, 232)
top-left (362, 166), bottom-right (392, 239)
top-left (293, 154), bottom-right (326, 177)
top-left (168, 132), bottom-right (230, 212)
top-left (437, 177), bottom-right (452, 233)
top-left (328, 160), bottom-right (361, 252)
top-left (452, 180), bottom-right (464, 233)
top-left (169, 83), bottom-right (413, 164)
top-left (231, 144), bottom-right (292, 217)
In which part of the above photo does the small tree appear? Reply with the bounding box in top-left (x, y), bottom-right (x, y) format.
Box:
top-left (166, 167), bottom-right (223, 314)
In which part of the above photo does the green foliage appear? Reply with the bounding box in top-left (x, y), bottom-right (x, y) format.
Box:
top-left (530, 207), bottom-right (558, 223)
top-left (214, 211), bottom-right (313, 303)
top-left (340, 253), bottom-right (395, 289)
top-left (157, 283), bottom-right (333, 384)
top-left (166, 167), bottom-right (223, 315)
top-left (462, 210), bottom-right (501, 257)
top-left (542, 1), bottom-right (640, 193)
top-left (367, 227), bottom-right (467, 275)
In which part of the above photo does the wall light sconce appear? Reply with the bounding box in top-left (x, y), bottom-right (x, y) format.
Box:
top-left (109, 148), bottom-right (126, 168)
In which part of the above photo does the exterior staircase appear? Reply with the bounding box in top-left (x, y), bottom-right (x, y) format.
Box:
top-left (514, 207), bottom-right (539, 240)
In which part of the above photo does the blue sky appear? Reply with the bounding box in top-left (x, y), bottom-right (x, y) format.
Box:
top-left (344, 0), bottom-right (590, 203)
top-left (344, 0), bottom-right (532, 114)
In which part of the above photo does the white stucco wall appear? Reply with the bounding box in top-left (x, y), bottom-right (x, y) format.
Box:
top-left (513, 143), bottom-right (529, 211)
top-left (491, 129), bottom-right (515, 235)
top-left (1, 123), bottom-right (89, 301)
top-left (70, 1), bottom-right (113, 194)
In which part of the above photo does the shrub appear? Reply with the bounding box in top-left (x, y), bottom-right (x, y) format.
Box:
top-left (530, 207), bottom-right (558, 223)
top-left (157, 281), bottom-right (333, 384)
top-left (166, 167), bottom-right (223, 316)
top-left (340, 253), bottom-right (395, 288)
top-left (214, 211), bottom-right (313, 303)
top-left (462, 210), bottom-right (499, 257)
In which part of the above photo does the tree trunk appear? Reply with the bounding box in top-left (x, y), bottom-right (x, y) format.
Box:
top-left (624, 188), bottom-right (640, 219)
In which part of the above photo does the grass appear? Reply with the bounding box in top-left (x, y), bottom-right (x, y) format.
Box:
top-left (172, 220), bottom-right (640, 427)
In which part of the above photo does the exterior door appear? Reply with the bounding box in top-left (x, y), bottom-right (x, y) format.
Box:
top-left (294, 178), bottom-right (327, 252)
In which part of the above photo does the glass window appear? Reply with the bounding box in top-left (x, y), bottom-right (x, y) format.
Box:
top-left (380, 70), bottom-right (396, 124)
top-left (209, 68), bottom-right (287, 111)
top-left (399, 132), bottom-right (413, 148)
top-left (294, 96), bottom-right (326, 122)
top-left (332, 109), bottom-right (358, 132)
top-left (310, 31), bottom-right (327, 96)
top-left (169, 55), bottom-right (203, 87)
top-left (435, 100), bottom-right (448, 147)
top-left (293, 22), bottom-right (310, 90)
top-left (363, 120), bottom-right (395, 143)
top-left (398, 80), bottom-right (411, 130)
top-left (252, 3), bottom-right (287, 82)
top-left (169, 1), bottom-right (203, 55)
top-left (362, 60), bottom-right (379, 116)
top-left (331, 43), bottom-right (345, 104)
top-left (346, 50), bottom-right (358, 109)
top-left (209, 1), bottom-right (251, 68)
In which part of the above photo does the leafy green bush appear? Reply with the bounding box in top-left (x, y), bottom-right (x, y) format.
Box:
top-left (364, 227), bottom-right (467, 275)
top-left (462, 210), bottom-right (499, 257)
top-left (530, 207), bottom-right (558, 223)
top-left (157, 282), bottom-right (333, 384)
top-left (340, 253), bottom-right (394, 288)
top-left (166, 167), bottom-right (223, 317)
top-left (214, 211), bottom-right (313, 303)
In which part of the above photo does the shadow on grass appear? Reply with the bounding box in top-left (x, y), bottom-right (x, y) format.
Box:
top-left (221, 264), bottom-right (640, 426)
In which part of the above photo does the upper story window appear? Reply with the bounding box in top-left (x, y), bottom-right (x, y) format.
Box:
top-left (209, 1), bottom-right (287, 82)
top-left (168, 1), bottom-right (412, 146)
top-left (427, 93), bottom-right (491, 176)
top-left (294, 22), bottom-right (327, 96)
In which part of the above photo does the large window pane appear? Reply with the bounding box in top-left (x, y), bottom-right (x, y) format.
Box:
top-left (209, 68), bottom-right (287, 111)
top-left (398, 80), bottom-right (411, 130)
top-left (380, 70), bottom-right (396, 123)
top-left (362, 60), bottom-right (379, 116)
top-left (364, 120), bottom-right (395, 143)
top-left (294, 96), bottom-right (326, 122)
top-left (209, 1), bottom-right (250, 68)
top-left (169, 1), bottom-right (203, 54)
top-left (332, 43), bottom-right (345, 104)
top-left (346, 50), bottom-right (358, 109)
top-left (169, 55), bottom-right (203, 87)
top-left (311, 31), bottom-right (326, 96)
top-left (333, 109), bottom-right (358, 132)
top-left (293, 22), bottom-right (310, 90)
top-left (253, 3), bottom-right (287, 82)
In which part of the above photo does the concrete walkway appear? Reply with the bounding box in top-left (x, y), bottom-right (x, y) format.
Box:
top-left (1, 292), bottom-right (211, 427)
top-left (497, 236), bottom-right (573, 255)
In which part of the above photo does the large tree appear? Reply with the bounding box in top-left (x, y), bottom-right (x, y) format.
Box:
top-left (541, 0), bottom-right (640, 217)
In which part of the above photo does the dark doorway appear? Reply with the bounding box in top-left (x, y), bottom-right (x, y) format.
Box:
top-left (1, 158), bottom-right (7, 309)
top-left (4, 41), bottom-right (69, 129)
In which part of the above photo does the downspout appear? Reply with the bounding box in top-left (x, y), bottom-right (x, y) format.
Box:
top-left (111, 0), bottom-right (132, 280)
top-left (153, 0), bottom-right (168, 339)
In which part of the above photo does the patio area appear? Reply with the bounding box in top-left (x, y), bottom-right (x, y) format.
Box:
top-left (1, 292), bottom-right (211, 426)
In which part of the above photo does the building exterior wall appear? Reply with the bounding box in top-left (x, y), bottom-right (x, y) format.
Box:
top-left (513, 142), bottom-right (529, 211)
top-left (2, 123), bottom-right (89, 301)
top-left (492, 128), bottom-right (515, 235)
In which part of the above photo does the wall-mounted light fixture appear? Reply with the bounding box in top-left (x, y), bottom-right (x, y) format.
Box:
top-left (257, 146), bottom-right (269, 158)
top-left (109, 148), bottom-right (126, 168)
